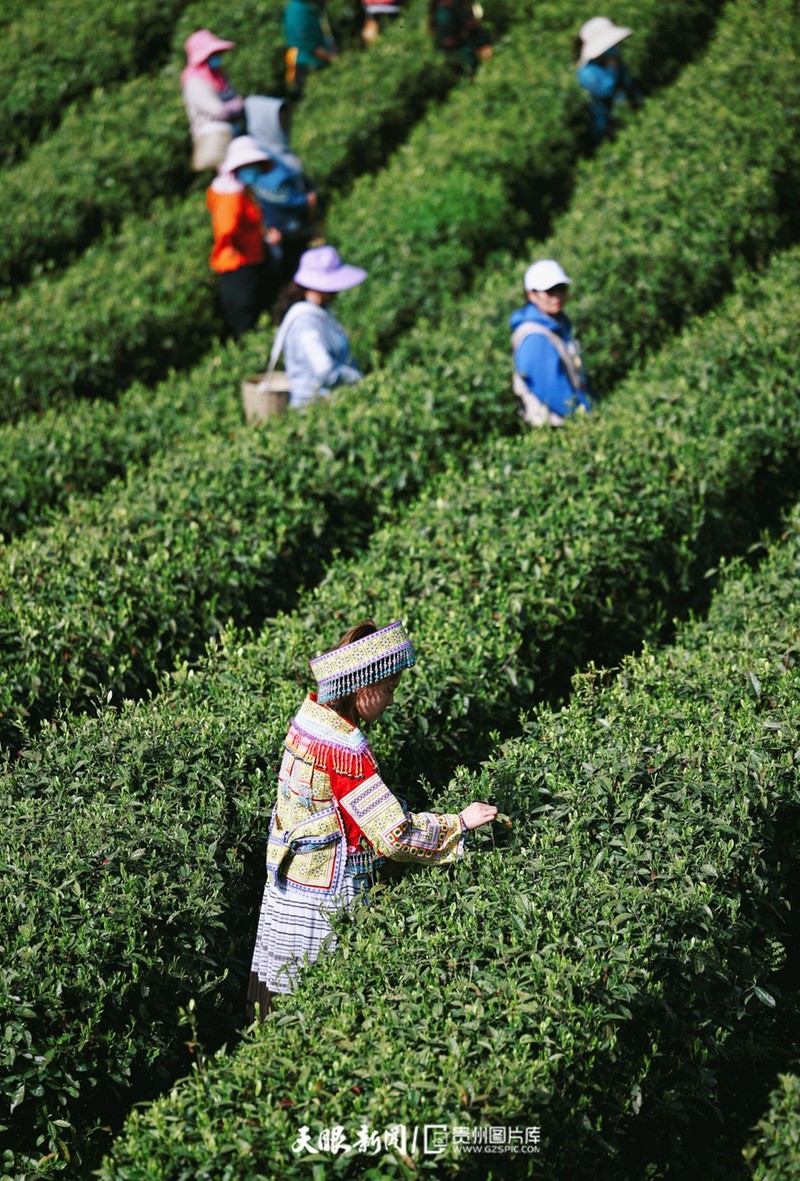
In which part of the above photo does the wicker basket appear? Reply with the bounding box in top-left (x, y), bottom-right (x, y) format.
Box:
top-left (241, 372), bottom-right (291, 424)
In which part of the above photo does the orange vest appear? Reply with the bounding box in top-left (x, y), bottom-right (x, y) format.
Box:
top-left (206, 186), bottom-right (266, 274)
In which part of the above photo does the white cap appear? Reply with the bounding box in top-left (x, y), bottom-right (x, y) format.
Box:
top-left (578, 16), bottom-right (632, 68)
top-left (524, 259), bottom-right (571, 292)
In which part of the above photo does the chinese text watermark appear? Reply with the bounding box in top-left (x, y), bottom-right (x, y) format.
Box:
top-left (292, 1122), bottom-right (541, 1158)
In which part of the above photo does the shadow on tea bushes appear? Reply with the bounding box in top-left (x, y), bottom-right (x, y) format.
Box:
top-left (3, 241), bottom-right (800, 1172)
top-left (97, 485), bottom-right (800, 1180)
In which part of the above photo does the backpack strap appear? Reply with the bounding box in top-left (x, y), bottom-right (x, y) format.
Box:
top-left (265, 301), bottom-right (327, 382)
top-left (511, 321), bottom-right (586, 393)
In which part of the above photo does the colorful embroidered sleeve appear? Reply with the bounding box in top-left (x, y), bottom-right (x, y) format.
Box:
top-left (336, 756), bottom-right (464, 864)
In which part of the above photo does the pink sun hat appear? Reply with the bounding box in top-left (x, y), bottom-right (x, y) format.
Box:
top-left (185, 29), bottom-right (236, 68)
top-left (293, 246), bottom-right (368, 293)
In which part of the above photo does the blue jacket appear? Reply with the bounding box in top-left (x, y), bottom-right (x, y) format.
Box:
top-left (252, 161), bottom-right (312, 235)
top-left (577, 54), bottom-right (640, 140)
top-left (510, 303), bottom-right (592, 417)
top-left (246, 96), bottom-right (313, 237)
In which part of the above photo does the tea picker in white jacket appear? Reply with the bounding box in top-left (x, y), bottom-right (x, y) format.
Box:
top-left (271, 246), bottom-right (367, 408)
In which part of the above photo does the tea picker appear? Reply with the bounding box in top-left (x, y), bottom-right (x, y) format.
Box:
top-left (250, 245), bottom-right (368, 420)
top-left (510, 258), bottom-right (593, 426)
top-left (206, 137), bottom-right (282, 341)
top-left (247, 619), bottom-right (497, 1020)
top-left (244, 96), bottom-right (318, 289)
top-left (283, 0), bottom-right (339, 97)
top-left (361, 0), bottom-right (404, 46)
top-left (428, 0), bottom-right (493, 73)
top-left (573, 16), bottom-right (643, 143)
top-left (181, 29), bottom-right (245, 171)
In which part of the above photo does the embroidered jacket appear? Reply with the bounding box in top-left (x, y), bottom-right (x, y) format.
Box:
top-left (266, 694), bottom-right (465, 894)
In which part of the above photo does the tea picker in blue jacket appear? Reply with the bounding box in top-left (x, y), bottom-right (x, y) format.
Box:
top-left (574, 16), bottom-right (642, 143)
top-left (245, 96), bottom-right (318, 285)
top-left (510, 259), bottom-right (592, 427)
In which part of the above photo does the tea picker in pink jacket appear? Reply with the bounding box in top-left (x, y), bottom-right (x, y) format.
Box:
top-left (182, 29), bottom-right (245, 171)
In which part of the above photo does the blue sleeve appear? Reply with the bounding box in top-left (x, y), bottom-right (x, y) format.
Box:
top-left (516, 335), bottom-right (590, 418)
top-left (577, 61), bottom-right (618, 99)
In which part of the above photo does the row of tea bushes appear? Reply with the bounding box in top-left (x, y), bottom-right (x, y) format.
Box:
top-left (0, 0), bottom-right (797, 734)
top-left (97, 498), bottom-right (800, 1179)
top-left (0, 0), bottom-right (32, 28)
top-left (178, 244), bottom-right (800, 796)
top-left (323, 0), bottom-right (725, 359)
top-left (0, 0), bottom-right (792, 538)
top-left (3, 243), bottom-right (800, 1172)
top-left (0, 0), bottom-right (455, 421)
top-left (0, 0), bottom-right (714, 422)
top-left (743, 1073), bottom-right (800, 1179)
top-left (0, 0), bottom-right (288, 294)
top-left (0, 0), bottom-right (454, 293)
top-left (0, 0), bottom-right (191, 166)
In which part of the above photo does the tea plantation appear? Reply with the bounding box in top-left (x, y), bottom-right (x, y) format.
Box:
top-left (0, 0), bottom-right (798, 1176)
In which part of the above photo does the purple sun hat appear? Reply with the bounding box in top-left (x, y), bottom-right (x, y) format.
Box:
top-left (293, 245), bottom-right (367, 293)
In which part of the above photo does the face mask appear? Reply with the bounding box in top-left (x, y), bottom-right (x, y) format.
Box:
top-left (237, 165), bottom-right (264, 187)
top-left (207, 53), bottom-right (224, 70)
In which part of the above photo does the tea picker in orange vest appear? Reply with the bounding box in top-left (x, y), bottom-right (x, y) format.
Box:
top-left (510, 259), bottom-right (593, 426)
top-left (206, 137), bottom-right (282, 340)
top-left (182, 29), bottom-right (245, 171)
top-left (247, 619), bottom-right (498, 1020)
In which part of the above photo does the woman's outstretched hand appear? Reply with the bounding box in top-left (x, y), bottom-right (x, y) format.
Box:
top-left (459, 801), bottom-right (498, 830)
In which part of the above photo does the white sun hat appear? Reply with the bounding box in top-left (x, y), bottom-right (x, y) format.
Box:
top-left (524, 259), bottom-right (571, 292)
top-left (578, 16), bottom-right (632, 68)
top-left (218, 135), bottom-right (271, 176)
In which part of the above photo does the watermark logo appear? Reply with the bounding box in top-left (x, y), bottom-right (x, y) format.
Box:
top-left (291, 1122), bottom-right (541, 1158)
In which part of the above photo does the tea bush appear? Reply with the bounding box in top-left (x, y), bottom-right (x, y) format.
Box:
top-left (0, 0), bottom-right (797, 733)
top-left (0, 0), bottom-right (191, 166)
top-left (0, 0), bottom-right (456, 294)
top-left (324, 0), bottom-right (726, 359)
top-left (0, 0), bottom-right (31, 28)
top-left (2, 243), bottom-right (800, 1172)
top-left (0, 0), bottom-right (718, 424)
top-left (0, 0), bottom-right (793, 540)
top-left (97, 499), bottom-right (800, 1179)
top-left (743, 1073), bottom-right (800, 1179)
top-left (0, 0), bottom-right (286, 294)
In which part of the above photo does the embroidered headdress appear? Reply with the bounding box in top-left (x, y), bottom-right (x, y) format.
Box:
top-left (310, 621), bottom-right (415, 704)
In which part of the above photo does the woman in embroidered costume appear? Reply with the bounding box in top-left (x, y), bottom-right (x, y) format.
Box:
top-left (247, 620), bottom-right (496, 1020)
